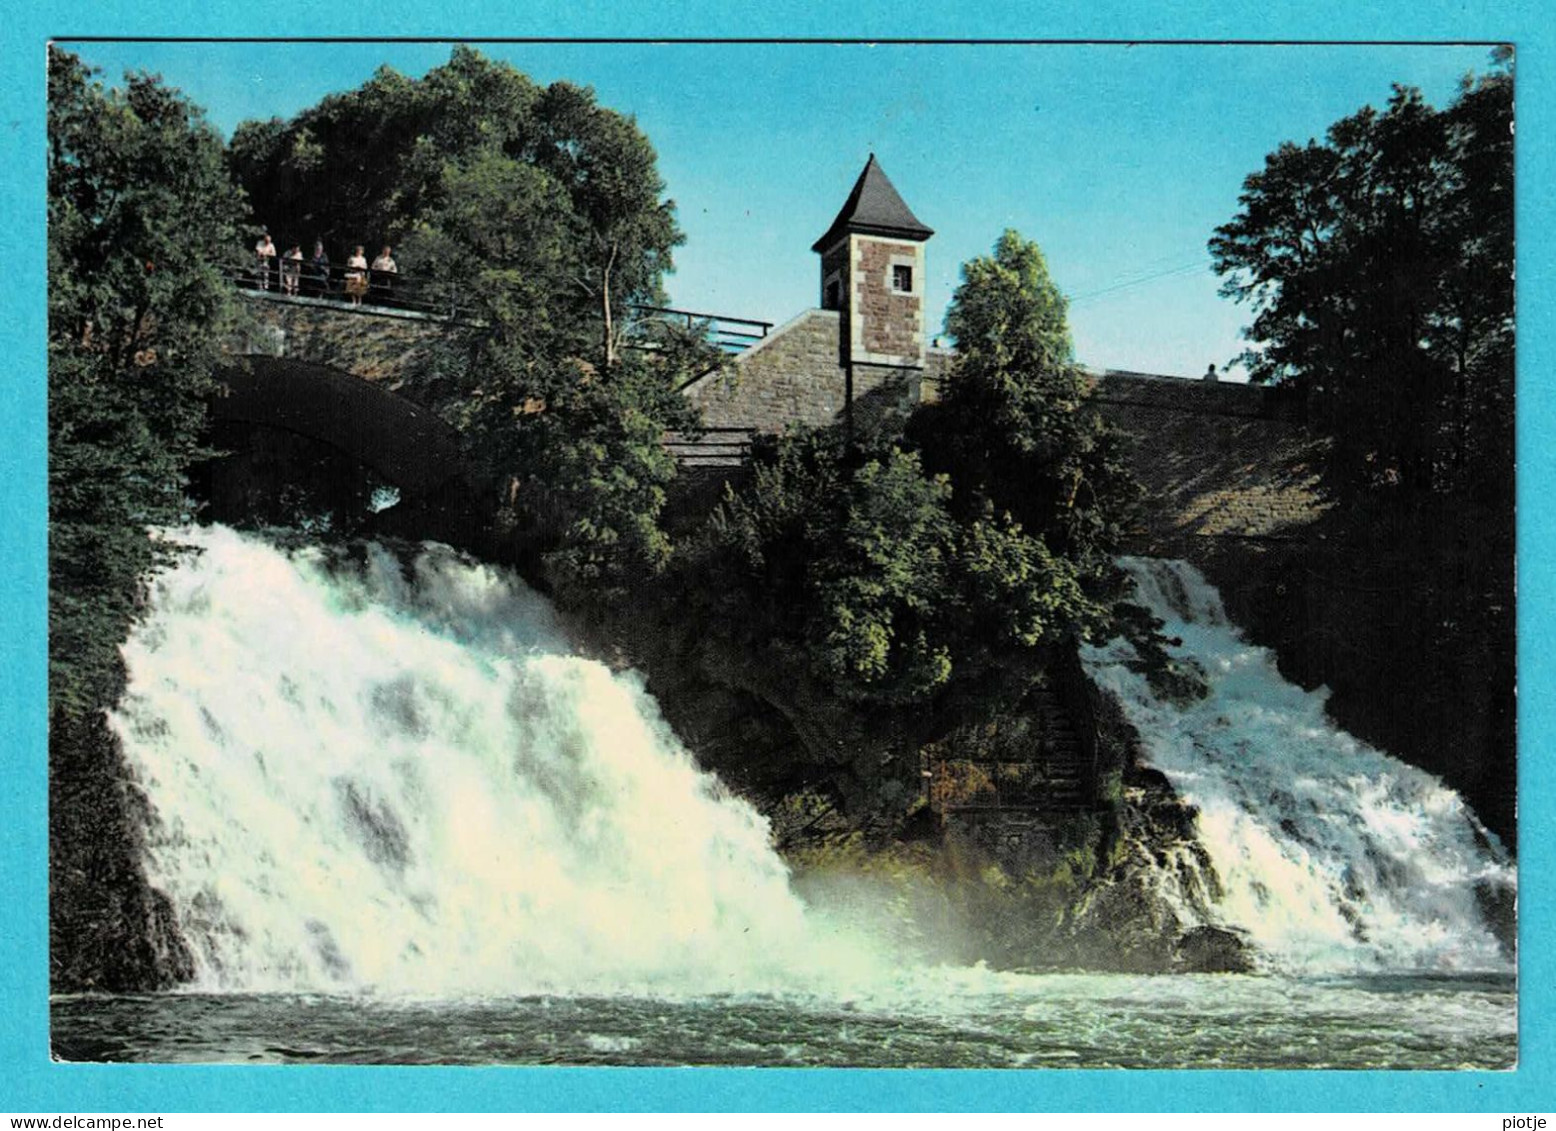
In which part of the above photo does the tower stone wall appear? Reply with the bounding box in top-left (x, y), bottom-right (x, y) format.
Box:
top-left (850, 236), bottom-right (926, 366)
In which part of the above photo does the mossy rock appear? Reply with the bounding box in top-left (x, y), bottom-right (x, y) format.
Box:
top-left (1173, 925), bottom-right (1255, 973)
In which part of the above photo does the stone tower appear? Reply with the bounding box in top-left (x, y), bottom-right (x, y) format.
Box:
top-left (812, 155), bottom-right (934, 374)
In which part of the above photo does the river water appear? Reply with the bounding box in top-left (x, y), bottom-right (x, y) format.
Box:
top-left (51, 974), bottom-right (1516, 1068)
top-left (52, 526), bottom-right (1516, 1068)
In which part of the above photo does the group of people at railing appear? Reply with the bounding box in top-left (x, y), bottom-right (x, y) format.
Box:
top-left (242, 238), bottom-right (770, 338)
top-left (252, 232), bottom-right (398, 308)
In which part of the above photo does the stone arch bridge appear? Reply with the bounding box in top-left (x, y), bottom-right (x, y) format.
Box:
top-left (220, 292), bottom-right (1329, 559)
top-left (210, 295), bottom-right (483, 541)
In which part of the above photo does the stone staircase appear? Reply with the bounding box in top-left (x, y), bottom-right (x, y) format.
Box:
top-left (1027, 687), bottom-right (1089, 811)
top-left (928, 686), bottom-right (1095, 816)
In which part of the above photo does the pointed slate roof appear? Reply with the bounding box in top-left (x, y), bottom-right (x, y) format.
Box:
top-left (811, 154), bottom-right (934, 253)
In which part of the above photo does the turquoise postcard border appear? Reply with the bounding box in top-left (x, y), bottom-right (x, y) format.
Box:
top-left (2, 0), bottom-right (1550, 1112)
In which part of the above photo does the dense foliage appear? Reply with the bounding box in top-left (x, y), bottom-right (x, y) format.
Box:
top-left (680, 231), bottom-right (1134, 711)
top-left (230, 46), bottom-right (679, 366)
top-left (911, 230), bottom-right (1138, 585)
top-left (229, 47), bottom-right (705, 599)
top-left (48, 48), bottom-right (248, 990)
top-left (685, 430), bottom-right (1089, 707)
top-left (48, 47), bottom-right (248, 714)
top-left (1210, 55), bottom-right (1513, 501)
top-left (1209, 54), bottom-right (1515, 842)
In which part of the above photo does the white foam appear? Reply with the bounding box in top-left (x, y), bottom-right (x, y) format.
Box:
top-left (1083, 557), bottom-right (1515, 974)
top-left (113, 526), bottom-right (882, 995)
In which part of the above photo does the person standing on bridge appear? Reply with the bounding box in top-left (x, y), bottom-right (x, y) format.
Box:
top-left (345, 245), bottom-right (369, 307)
top-left (255, 230), bottom-right (277, 291)
top-left (308, 240), bottom-right (330, 297)
top-left (371, 245), bottom-right (398, 306)
top-left (1203, 363), bottom-right (1220, 383)
top-left (281, 243), bottom-right (303, 296)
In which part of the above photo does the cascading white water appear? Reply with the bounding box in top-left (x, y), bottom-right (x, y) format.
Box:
top-left (113, 527), bottom-right (1513, 994)
top-left (1083, 556), bottom-right (1515, 975)
top-left (111, 525), bottom-right (878, 996)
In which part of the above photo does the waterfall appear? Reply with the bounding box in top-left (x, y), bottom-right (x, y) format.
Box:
top-left (111, 525), bottom-right (870, 996)
top-left (112, 528), bottom-right (1513, 992)
top-left (1083, 557), bottom-right (1515, 975)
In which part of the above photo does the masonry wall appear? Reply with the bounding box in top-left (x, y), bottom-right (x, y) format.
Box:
top-left (683, 310), bottom-right (850, 432)
top-left (237, 292), bottom-right (1334, 566)
top-left (232, 294), bottom-right (460, 388)
top-left (853, 237), bottom-right (924, 364)
top-left (1086, 374), bottom-right (1327, 552)
top-left (683, 308), bottom-right (932, 439)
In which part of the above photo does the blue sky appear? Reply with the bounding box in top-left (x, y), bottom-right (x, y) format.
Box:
top-left (62, 40), bottom-right (1499, 379)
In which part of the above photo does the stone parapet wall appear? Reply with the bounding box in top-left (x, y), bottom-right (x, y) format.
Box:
top-left (1087, 374), bottom-right (1328, 550)
top-left (924, 363), bottom-right (1325, 551)
top-left (1089, 371), bottom-right (1305, 421)
top-left (683, 309), bottom-right (850, 431)
top-left (231, 293), bottom-right (460, 388)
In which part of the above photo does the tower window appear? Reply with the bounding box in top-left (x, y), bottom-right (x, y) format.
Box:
top-left (892, 264), bottom-right (913, 293)
top-left (824, 278), bottom-right (842, 309)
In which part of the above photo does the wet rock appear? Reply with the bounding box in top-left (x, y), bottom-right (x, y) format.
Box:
top-left (1174, 925), bottom-right (1255, 973)
top-left (1068, 880), bottom-right (1180, 972)
top-left (1475, 880), bottom-right (1517, 959)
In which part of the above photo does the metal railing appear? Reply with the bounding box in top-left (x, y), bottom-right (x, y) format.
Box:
top-left (663, 427), bottom-right (755, 468)
top-left (230, 259), bottom-right (774, 356)
top-left (230, 257), bottom-right (461, 319)
top-left (625, 305), bottom-right (773, 354)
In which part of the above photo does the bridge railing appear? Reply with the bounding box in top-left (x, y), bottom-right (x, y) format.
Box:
top-left (228, 258), bottom-right (461, 319)
top-left (624, 305), bottom-right (774, 354)
top-left (663, 427), bottom-right (755, 467)
top-left (229, 260), bottom-right (774, 354)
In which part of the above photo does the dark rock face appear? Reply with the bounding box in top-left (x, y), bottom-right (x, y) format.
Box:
top-left (1064, 874), bottom-right (1183, 973)
top-left (1475, 879), bottom-right (1517, 960)
top-left (1059, 769), bottom-right (1224, 973)
top-left (50, 710), bottom-right (196, 992)
top-left (1174, 925), bottom-right (1255, 974)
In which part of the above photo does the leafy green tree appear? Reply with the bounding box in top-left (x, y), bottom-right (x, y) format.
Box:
top-left (395, 135), bottom-right (698, 600)
top-left (1209, 57), bottom-right (1515, 841)
top-left (530, 81), bottom-right (681, 366)
top-left (681, 422), bottom-right (1107, 713)
top-left (909, 230), bottom-right (1138, 592)
top-left (1209, 58), bottom-right (1512, 498)
top-left (227, 48), bottom-right (539, 257)
top-left (678, 230), bottom-right (1141, 719)
top-left (230, 47), bottom-right (702, 603)
top-left (48, 47), bottom-right (248, 713)
top-left (48, 47), bottom-right (249, 991)
top-left (229, 47), bottom-right (682, 363)
top-left (396, 146), bottom-right (584, 354)
top-left (687, 431), bottom-right (958, 705)
top-left (487, 351), bottom-right (704, 604)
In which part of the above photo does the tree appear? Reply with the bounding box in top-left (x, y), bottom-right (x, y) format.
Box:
top-left (395, 145), bottom-right (584, 356)
top-left (48, 48), bottom-right (250, 991)
top-left (229, 47), bottom-right (702, 604)
top-left (530, 81), bottom-right (681, 366)
top-left (229, 47), bottom-right (683, 364)
top-left (1209, 56), bottom-right (1515, 842)
top-left (48, 47), bottom-right (248, 714)
top-left (679, 236), bottom-right (1137, 712)
top-left (684, 431), bottom-right (959, 706)
top-left (909, 230), bottom-right (1138, 595)
top-left (1209, 58), bottom-right (1513, 499)
top-left (227, 48), bottom-right (540, 259)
